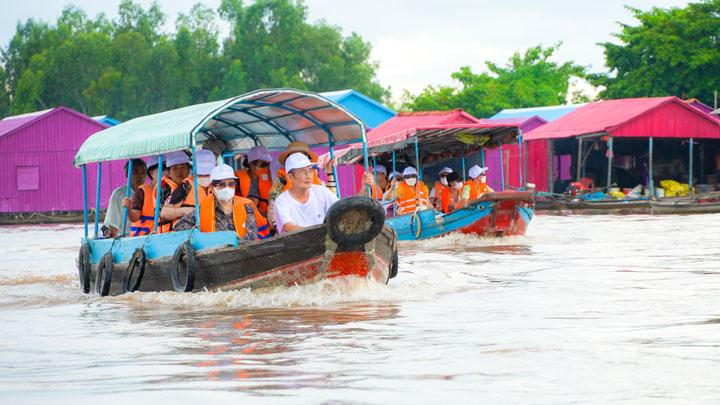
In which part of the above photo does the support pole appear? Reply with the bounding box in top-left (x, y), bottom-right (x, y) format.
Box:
top-left (499, 148), bottom-right (505, 191)
top-left (94, 163), bottom-right (102, 238)
top-left (480, 149), bottom-right (485, 167)
top-left (153, 154), bottom-right (164, 232)
top-left (361, 131), bottom-right (370, 196)
top-left (392, 150), bottom-right (397, 216)
top-left (606, 137), bottom-right (613, 191)
top-left (190, 146), bottom-right (201, 225)
top-left (689, 138), bottom-right (694, 193)
top-left (576, 138), bottom-right (583, 181)
top-left (82, 164), bottom-right (88, 239)
top-left (517, 130), bottom-right (524, 190)
top-left (372, 156), bottom-right (378, 199)
top-left (547, 140), bottom-right (554, 193)
top-left (120, 159), bottom-right (133, 238)
top-left (328, 141), bottom-right (341, 198)
top-left (648, 137), bottom-right (654, 197)
top-left (461, 148), bottom-right (466, 182)
top-left (414, 137), bottom-right (421, 181)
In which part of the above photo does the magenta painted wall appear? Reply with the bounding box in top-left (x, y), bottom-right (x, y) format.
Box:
top-left (0, 108), bottom-right (127, 213)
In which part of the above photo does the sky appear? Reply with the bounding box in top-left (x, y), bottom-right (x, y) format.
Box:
top-left (0, 0), bottom-right (693, 103)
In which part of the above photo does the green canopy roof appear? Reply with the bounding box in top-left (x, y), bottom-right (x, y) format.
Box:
top-left (74, 89), bottom-right (366, 166)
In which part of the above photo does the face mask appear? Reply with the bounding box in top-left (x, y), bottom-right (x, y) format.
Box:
top-left (479, 175), bottom-right (487, 183)
top-left (198, 176), bottom-right (211, 187)
top-left (453, 182), bottom-right (463, 190)
top-left (215, 187), bottom-right (235, 202)
top-left (406, 178), bottom-right (417, 186)
top-left (440, 177), bottom-right (448, 186)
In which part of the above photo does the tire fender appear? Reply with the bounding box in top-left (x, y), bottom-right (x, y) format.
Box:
top-left (96, 252), bottom-right (114, 296)
top-left (326, 197), bottom-right (385, 246)
top-left (124, 248), bottom-right (146, 293)
top-left (171, 242), bottom-right (196, 292)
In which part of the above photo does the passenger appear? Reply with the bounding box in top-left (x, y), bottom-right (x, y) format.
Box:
top-left (430, 167), bottom-right (453, 210)
top-left (462, 165), bottom-right (494, 202)
top-left (128, 156), bottom-right (164, 236)
top-left (174, 164), bottom-right (270, 241)
top-left (155, 151), bottom-right (192, 232)
top-left (274, 153), bottom-right (339, 233)
top-left (235, 146), bottom-right (273, 215)
top-left (446, 172), bottom-right (465, 212)
top-left (360, 165), bottom-right (390, 199)
top-left (394, 167), bottom-right (431, 216)
top-left (161, 149), bottom-right (216, 228)
top-left (103, 159), bottom-right (147, 238)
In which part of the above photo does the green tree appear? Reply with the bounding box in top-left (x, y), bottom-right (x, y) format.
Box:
top-left (403, 44), bottom-right (585, 117)
top-left (592, 1), bottom-right (720, 103)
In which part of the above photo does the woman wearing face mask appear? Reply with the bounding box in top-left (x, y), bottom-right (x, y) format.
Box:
top-left (445, 172), bottom-right (466, 212)
top-left (430, 167), bottom-right (453, 211)
top-left (161, 149), bottom-right (216, 229)
top-left (173, 164), bottom-right (270, 241)
top-left (462, 165), bottom-right (494, 203)
top-left (395, 167), bottom-right (431, 215)
top-left (235, 146), bottom-right (273, 216)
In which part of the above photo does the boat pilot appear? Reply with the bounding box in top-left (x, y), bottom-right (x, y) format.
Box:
top-left (430, 167), bottom-right (453, 211)
top-left (127, 155), bottom-right (164, 236)
top-left (394, 167), bottom-right (431, 215)
top-left (103, 158), bottom-right (147, 238)
top-left (235, 146), bottom-right (273, 216)
top-left (161, 149), bottom-right (216, 229)
top-left (174, 164), bottom-right (270, 241)
top-left (462, 165), bottom-right (494, 203)
top-left (274, 152), bottom-right (339, 234)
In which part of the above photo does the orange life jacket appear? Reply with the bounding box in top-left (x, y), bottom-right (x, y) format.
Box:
top-left (199, 195), bottom-right (270, 240)
top-left (463, 180), bottom-right (492, 201)
top-left (395, 181), bottom-right (430, 216)
top-left (129, 184), bottom-right (156, 237)
top-left (157, 176), bottom-right (180, 233)
top-left (169, 177), bottom-right (213, 228)
top-left (433, 181), bottom-right (451, 213)
top-left (236, 168), bottom-right (272, 212)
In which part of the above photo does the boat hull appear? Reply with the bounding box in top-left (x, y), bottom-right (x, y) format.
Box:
top-left (387, 191), bottom-right (534, 240)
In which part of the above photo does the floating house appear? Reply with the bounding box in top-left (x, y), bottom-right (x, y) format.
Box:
top-left (0, 107), bottom-right (124, 216)
top-left (491, 104), bottom-right (585, 122)
top-left (524, 96), bottom-right (720, 193)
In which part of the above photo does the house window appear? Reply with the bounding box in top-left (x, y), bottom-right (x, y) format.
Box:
top-left (16, 166), bottom-right (39, 191)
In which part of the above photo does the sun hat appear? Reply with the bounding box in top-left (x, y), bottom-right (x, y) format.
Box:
top-left (195, 149), bottom-right (216, 176)
top-left (146, 155), bottom-right (164, 172)
top-left (278, 141), bottom-right (318, 165)
top-left (166, 151), bottom-right (191, 168)
top-left (468, 165), bottom-right (488, 179)
top-left (402, 167), bottom-right (418, 177)
top-left (247, 145), bottom-right (272, 162)
top-left (439, 167), bottom-right (453, 175)
top-left (388, 171), bottom-right (402, 180)
top-left (285, 152), bottom-right (315, 172)
top-left (210, 164), bottom-right (238, 182)
top-left (374, 164), bottom-right (387, 174)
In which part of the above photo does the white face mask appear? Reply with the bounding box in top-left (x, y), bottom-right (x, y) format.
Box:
top-left (198, 176), bottom-right (211, 187)
top-left (215, 187), bottom-right (235, 202)
top-left (479, 175), bottom-right (487, 183)
top-left (453, 182), bottom-right (463, 190)
top-left (440, 177), bottom-right (448, 186)
top-left (405, 178), bottom-right (417, 186)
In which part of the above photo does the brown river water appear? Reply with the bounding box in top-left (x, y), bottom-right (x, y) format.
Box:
top-left (1, 215), bottom-right (719, 404)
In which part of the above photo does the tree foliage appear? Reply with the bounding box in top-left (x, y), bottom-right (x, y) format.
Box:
top-left (0, 0), bottom-right (388, 120)
top-left (592, 1), bottom-right (720, 104)
top-left (402, 44), bottom-right (585, 118)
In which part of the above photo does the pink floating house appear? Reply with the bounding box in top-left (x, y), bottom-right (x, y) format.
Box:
top-left (0, 107), bottom-right (125, 214)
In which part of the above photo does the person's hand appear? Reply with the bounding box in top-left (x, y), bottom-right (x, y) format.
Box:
top-left (323, 158), bottom-right (337, 175)
top-left (389, 178), bottom-right (397, 188)
top-left (362, 172), bottom-right (374, 186)
top-left (122, 197), bottom-right (132, 209)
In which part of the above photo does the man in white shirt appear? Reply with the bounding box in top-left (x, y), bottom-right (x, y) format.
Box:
top-left (103, 159), bottom-right (147, 238)
top-left (274, 152), bottom-right (339, 233)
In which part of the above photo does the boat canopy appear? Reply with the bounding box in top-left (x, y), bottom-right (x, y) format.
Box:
top-left (74, 89), bottom-right (366, 166)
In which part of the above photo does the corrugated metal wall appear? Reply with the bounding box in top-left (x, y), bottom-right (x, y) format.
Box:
top-left (0, 110), bottom-right (126, 213)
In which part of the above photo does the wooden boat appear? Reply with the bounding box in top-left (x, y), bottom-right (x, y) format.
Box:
top-left (387, 191), bottom-right (533, 241)
top-left (650, 193), bottom-right (720, 215)
top-left (535, 192), bottom-right (651, 215)
top-left (74, 89), bottom-right (398, 296)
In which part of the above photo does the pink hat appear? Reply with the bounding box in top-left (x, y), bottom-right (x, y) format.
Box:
top-left (194, 149), bottom-right (216, 175)
top-left (166, 151), bottom-right (190, 167)
top-left (247, 146), bottom-right (272, 162)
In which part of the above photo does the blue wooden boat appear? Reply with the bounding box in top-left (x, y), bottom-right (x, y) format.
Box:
top-left (74, 89), bottom-right (398, 296)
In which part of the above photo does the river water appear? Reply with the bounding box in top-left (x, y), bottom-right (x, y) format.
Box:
top-left (1, 215), bottom-right (719, 404)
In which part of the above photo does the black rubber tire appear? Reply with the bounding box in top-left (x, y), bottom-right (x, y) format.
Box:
top-left (77, 242), bottom-right (91, 294)
top-left (326, 197), bottom-right (385, 245)
top-left (123, 248), bottom-right (146, 293)
top-left (95, 252), bottom-right (114, 296)
top-left (171, 242), bottom-right (195, 292)
top-left (389, 248), bottom-right (399, 281)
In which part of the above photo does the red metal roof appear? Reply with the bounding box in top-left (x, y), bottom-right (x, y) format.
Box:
top-left (525, 96), bottom-right (720, 141)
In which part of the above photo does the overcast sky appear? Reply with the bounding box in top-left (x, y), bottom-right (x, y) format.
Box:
top-left (1, 0), bottom-right (693, 102)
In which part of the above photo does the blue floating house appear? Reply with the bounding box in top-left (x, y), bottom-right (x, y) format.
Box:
top-left (321, 89), bottom-right (395, 129)
top-left (93, 115), bottom-right (121, 127)
top-left (491, 104), bottom-right (585, 122)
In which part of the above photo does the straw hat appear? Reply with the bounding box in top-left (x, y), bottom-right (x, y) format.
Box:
top-left (278, 141), bottom-right (318, 165)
